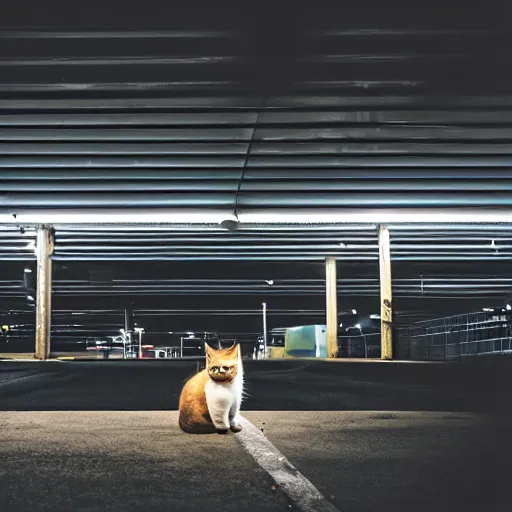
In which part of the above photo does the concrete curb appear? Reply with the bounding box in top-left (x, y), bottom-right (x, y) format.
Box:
top-left (0, 353), bottom-right (37, 360)
top-left (236, 416), bottom-right (340, 512)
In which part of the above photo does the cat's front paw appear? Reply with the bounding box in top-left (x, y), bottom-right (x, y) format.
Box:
top-left (216, 428), bottom-right (229, 435)
top-left (229, 416), bottom-right (242, 432)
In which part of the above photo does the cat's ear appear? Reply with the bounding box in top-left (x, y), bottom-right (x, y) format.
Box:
top-left (205, 343), bottom-right (214, 360)
top-left (226, 342), bottom-right (239, 356)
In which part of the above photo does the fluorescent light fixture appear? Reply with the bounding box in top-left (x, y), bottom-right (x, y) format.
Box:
top-left (3, 208), bottom-right (512, 225)
top-left (24, 267), bottom-right (32, 273)
top-left (355, 323), bottom-right (362, 330)
top-left (27, 295), bottom-right (34, 301)
top-left (351, 309), bottom-right (357, 315)
top-left (339, 242), bottom-right (347, 248)
top-left (266, 279), bottom-right (274, 286)
top-left (0, 209), bottom-right (233, 225)
top-left (241, 209), bottom-right (512, 224)
top-left (339, 322), bottom-right (343, 328)
top-left (25, 240), bottom-right (36, 252)
top-left (370, 314), bottom-right (381, 319)
top-left (506, 304), bottom-right (511, 311)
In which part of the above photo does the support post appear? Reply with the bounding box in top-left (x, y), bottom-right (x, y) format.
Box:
top-left (35, 226), bottom-right (54, 360)
top-left (135, 328), bottom-right (144, 359)
top-left (124, 308), bottom-right (132, 333)
top-left (325, 257), bottom-right (338, 358)
top-left (379, 225), bottom-right (393, 360)
top-left (262, 302), bottom-right (268, 358)
top-left (122, 331), bottom-right (126, 359)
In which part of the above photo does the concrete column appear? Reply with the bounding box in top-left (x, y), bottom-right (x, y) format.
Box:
top-left (325, 257), bottom-right (338, 358)
top-left (35, 226), bottom-right (54, 360)
top-left (379, 225), bottom-right (393, 360)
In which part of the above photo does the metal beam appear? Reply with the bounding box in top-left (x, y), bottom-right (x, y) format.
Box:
top-left (325, 257), bottom-right (338, 358)
top-left (379, 225), bottom-right (393, 360)
top-left (35, 226), bottom-right (54, 360)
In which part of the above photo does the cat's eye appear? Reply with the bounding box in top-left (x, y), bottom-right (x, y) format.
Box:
top-left (210, 365), bottom-right (234, 373)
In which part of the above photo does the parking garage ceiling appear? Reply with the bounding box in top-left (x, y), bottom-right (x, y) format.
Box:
top-left (0, 2), bottom-right (511, 213)
top-left (0, 1), bottom-right (511, 338)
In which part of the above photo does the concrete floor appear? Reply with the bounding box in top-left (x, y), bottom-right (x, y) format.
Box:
top-left (0, 358), bottom-right (510, 511)
top-left (0, 411), bottom-right (293, 512)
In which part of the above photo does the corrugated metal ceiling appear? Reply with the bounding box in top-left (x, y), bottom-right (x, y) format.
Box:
top-left (2, 223), bottom-right (512, 262)
top-left (0, 4), bottom-right (511, 212)
top-left (1, 1), bottom-right (511, 339)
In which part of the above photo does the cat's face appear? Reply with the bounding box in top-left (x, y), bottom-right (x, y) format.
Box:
top-left (205, 343), bottom-right (240, 383)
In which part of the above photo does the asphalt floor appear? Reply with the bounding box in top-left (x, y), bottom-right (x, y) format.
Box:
top-left (0, 358), bottom-right (510, 511)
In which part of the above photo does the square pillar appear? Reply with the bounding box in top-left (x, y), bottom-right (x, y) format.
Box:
top-left (379, 225), bottom-right (393, 360)
top-left (35, 226), bottom-right (54, 360)
top-left (325, 257), bottom-right (338, 358)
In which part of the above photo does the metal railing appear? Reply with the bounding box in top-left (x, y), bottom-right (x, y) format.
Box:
top-left (406, 311), bottom-right (512, 360)
top-left (337, 332), bottom-right (381, 358)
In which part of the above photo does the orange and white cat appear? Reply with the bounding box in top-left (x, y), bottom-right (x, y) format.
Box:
top-left (178, 342), bottom-right (244, 434)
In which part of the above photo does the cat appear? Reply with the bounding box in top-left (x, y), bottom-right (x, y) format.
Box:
top-left (178, 342), bottom-right (244, 435)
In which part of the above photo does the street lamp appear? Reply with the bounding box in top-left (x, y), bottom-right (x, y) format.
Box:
top-left (134, 327), bottom-right (145, 359)
top-left (262, 302), bottom-right (268, 359)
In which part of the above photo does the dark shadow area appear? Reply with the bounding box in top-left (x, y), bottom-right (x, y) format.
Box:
top-left (1, 358), bottom-right (510, 414)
